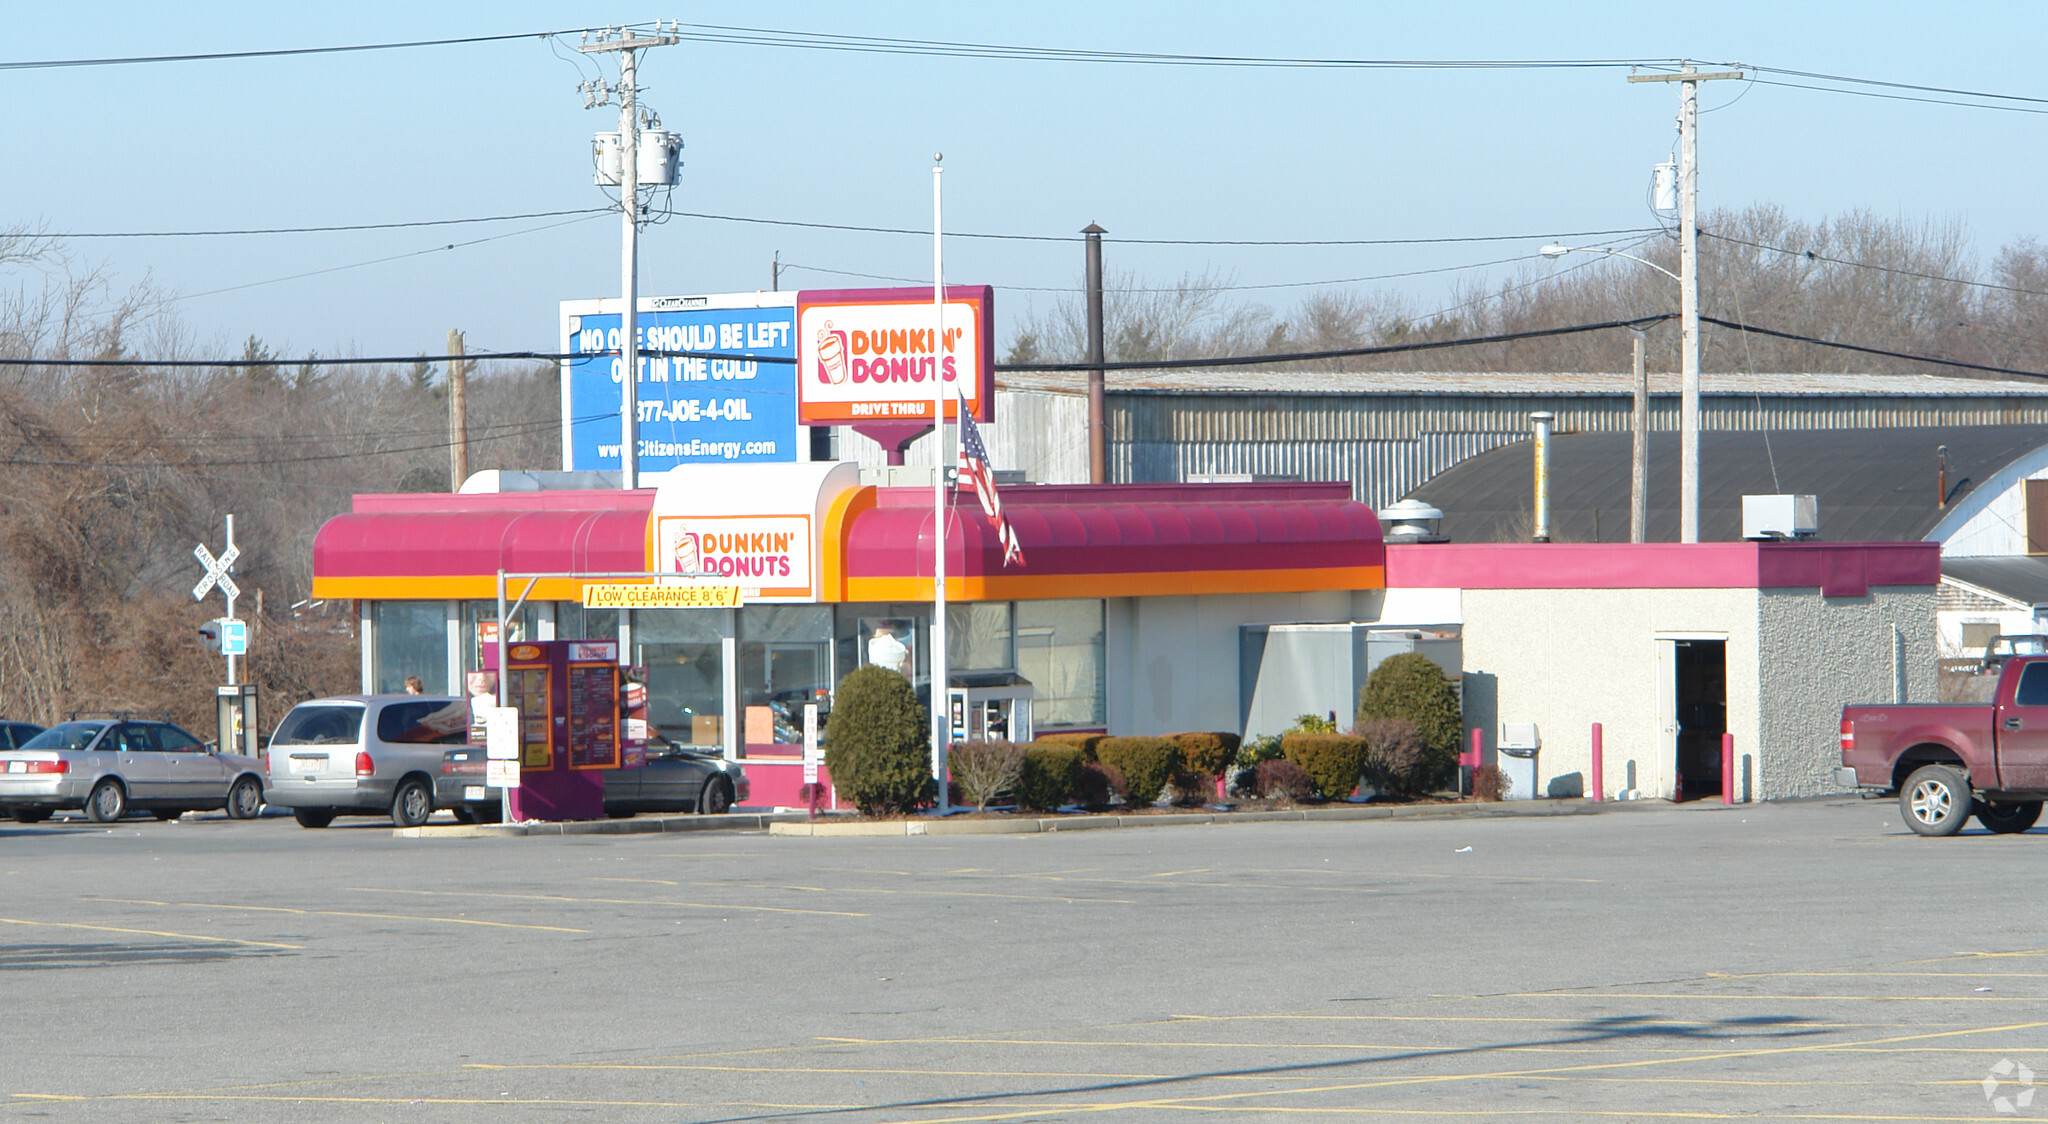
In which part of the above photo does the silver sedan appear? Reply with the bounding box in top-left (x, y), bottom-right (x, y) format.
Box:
top-left (0, 719), bottom-right (267, 823)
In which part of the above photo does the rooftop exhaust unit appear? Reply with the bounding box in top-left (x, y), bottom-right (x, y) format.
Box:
top-left (1742, 494), bottom-right (1819, 540)
top-left (1378, 498), bottom-right (1448, 543)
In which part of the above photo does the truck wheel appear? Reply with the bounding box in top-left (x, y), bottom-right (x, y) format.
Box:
top-left (1975, 800), bottom-right (2042, 834)
top-left (1901, 764), bottom-right (1972, 837)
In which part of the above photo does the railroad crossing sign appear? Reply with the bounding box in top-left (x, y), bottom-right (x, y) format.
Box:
top-left (192, 541), bottom-right (240, 603)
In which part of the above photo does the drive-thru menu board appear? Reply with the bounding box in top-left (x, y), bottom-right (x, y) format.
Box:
top-left (566, 653), bottom-right (620, 771)
top-left (505, 645), bottom-right (553, 769)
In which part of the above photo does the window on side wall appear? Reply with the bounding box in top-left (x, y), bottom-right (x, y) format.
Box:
top-left (1015, 599), bottom-right (1105, 729)
top-left (372, 601), bottom-right (448, 695)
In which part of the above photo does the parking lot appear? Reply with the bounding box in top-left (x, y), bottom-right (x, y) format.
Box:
top-left (3, 800), bottom-right (2046, 1122)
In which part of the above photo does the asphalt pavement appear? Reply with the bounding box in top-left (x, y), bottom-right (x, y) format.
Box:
top-left (3, 798), bottom-right (2045, 1122)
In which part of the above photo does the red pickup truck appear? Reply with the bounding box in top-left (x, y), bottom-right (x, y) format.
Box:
top-left (1839, 654), bottom-right (2048, 836)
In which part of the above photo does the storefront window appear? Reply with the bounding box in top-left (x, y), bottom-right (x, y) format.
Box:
top-left (373, 601), bottom-right (448, 696)
top-left (554, 602), bottom-right (618, 642)
top-left (741, 605), bottom-right (833, 747)
top-left (1016, 599), bottom-right (1106, 729)
top-left (461, 601), bottom-right (542, 674)
top-left (948, 602), bottom-right (1013, 671)
top-left (636, 609), bottom-right (725, 749)
top-left (837, 604), bottom-right (930, 690)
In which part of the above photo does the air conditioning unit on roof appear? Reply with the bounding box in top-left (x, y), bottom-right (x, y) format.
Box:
top-left (1742, 494), bottom-right (1819, 540)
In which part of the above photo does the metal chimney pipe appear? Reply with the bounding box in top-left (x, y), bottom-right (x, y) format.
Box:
top-left (1937, 444), bottom-right (1949, 509)
top-left (1531, 411), bottom-right (1555, 542)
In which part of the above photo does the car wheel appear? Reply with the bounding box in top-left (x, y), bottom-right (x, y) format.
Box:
top-left (9, 808), bottom-right (50, 824)
top-left (153, 809), bottom-right (183, 821)
top-left (226, 776), bottom-right (263, 820)
top-left (605, 808), bottom-right (636, 819)
top-left (1901, 764), bottom-right (1972, 837)
top-left (293, 807), bottom-right (335, 829)
top-left (1975, 800), bottom-right (2042, 834)
top-left (472, 802), bottom-right (502, 825)
top-left (450, 806), bottom-right (476, 825)
top-left (699, 777), bottom-right (734, 815)
top-left (390, 778), bottom-right (432, 828)
top-left (85, 780), bottom-right (127, 823)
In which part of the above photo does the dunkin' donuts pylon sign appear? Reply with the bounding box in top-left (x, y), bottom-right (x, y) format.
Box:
top-left (795, 286), bottom-right (995, 425)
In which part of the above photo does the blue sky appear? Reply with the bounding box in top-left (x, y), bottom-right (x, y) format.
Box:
top-left (3, 2), bottom-right (2041, 360)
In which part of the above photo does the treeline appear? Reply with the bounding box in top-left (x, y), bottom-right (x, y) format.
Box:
top-left (0, 239), bottom-right (558, 731)
top-left (1006, 205), bottom-right (2048, 378)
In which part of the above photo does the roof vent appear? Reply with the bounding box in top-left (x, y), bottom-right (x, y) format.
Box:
top-left (1379, 498), bottom-right (1448, 543)
top-left (1742, 494), bottom-right (1819, 540)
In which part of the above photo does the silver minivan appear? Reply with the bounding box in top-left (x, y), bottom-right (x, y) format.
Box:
top-left (265, 696), bottom-right (469, 828)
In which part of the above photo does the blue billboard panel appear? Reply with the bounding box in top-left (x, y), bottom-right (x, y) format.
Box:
top-left (563, 296), bottom-right (799, 471)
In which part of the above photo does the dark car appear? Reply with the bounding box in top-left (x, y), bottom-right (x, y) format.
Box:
top-left (0, 721), bottom-right (45, 750)
top-left (437, 737), bottom-right (749, 822)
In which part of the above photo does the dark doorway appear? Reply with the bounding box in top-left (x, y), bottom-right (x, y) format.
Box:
top-left (1674, 640), bottom-right (1727, 801)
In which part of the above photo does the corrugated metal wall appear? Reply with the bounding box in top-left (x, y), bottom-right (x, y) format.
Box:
top-left (842, 386), bottom-right (2048, 509)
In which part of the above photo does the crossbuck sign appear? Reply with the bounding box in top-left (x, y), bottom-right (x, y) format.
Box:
top-left (193, 515), bottom-right (243, 686)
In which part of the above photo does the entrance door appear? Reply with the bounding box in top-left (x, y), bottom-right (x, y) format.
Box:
top-left (1673, 640), bottom-right (1728, 801)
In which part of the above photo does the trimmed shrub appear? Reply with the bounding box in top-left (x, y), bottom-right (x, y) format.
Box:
top-left (1018, 742), bottom-right (1085, 811)
top-left (1253, 758), bottom-right (1315, 803)
top-left (1237, 733), bottom-right (1284, 770)
top-left (950, 739), bottom-right (1026, 810)
top-left (1035, 732), bottom-right (1105, 761)
top-left (1282, 732), bottom-right (1368, 801)
top-left (1077, 760), bottom-right (1124, 807)
top-left (821, 665), bottom-right (934, 815)
top-left (1170, 732), bottom-right (1241, 779)
top-left (1356, 653), bottom-right (1463, 792)
top-left (1356, 717), bottom-right (1429, 797)
top-left (1095, 737), bottom-right (1179, 807)
top-left (1167, 770), bottom-right (1215, 807)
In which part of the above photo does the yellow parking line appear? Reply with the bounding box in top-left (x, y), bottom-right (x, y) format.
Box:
top-left (81, 897), bottom-right (588, 934)
top-left (351, 886), bottom-right (868, 917)
top-left (0, 916), bottom-right (302, 950)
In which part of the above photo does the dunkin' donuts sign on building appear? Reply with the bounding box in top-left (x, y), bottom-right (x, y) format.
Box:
top-left (796, 286), bottom-right (995, 425)
top-left (657, 515), bottom-right (813, 602)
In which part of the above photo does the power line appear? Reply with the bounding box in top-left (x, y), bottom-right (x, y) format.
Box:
top-left (47, 208), bottom-right (610, 239)
top-left (1744, 64), bottom-right (2048, 108)
top-left (996, 315), bottom-right (1676, 372)
top-left (0, 27), bottom-right (604, 71)
top-left (1699, 315), bottom-right (2048, 381)
top-left (778, 252), bottom-right (1544, 293)
top-left (0, 349), bottom-right (796, 368)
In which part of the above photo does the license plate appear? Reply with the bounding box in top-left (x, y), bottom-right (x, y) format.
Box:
top-left (463, 786), bottom-right (486, 801)
top-left (288, 756), bottom-right (326, 774)
top-left (5, 761), bottom-right (21, 773)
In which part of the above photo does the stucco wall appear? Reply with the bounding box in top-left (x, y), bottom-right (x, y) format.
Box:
top-left (1111, 591), bottom-right (1355, 735)
top-left (1757, 585), bottom-right (1938, 798)
top-left (1460, 587), bottom-right (1761, 802)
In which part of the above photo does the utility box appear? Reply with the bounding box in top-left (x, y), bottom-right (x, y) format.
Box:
top-left (1742, 494), bottom-right (1819, 540)
top-left (593, 130), bottom-right (683, 187)
top-left (1498, 721), bottom-right (1539, 801)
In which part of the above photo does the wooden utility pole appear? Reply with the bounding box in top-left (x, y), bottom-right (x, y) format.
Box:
top-left (1630, 329), bottom-right (1649, 543)
top-left (447, 329), bottom-right (468, 491)
top-left (1084, 223), bottom-right (1106, 484)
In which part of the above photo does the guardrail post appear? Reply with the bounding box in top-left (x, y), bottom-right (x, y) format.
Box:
top-left (1589, 722), bottom-right (1604, 802)
top-left (1721, 732), bottom-right (1736, 806)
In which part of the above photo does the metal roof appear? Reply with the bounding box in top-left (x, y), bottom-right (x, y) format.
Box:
top-left (1405, 425), bottom-right (2048, 544)
top-left (999, 370), bottom-right (2048, 398)
top-left (1941, 556), bottom-right (2048, 607)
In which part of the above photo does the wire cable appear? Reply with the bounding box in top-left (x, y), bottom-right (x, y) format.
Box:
top-left (1701, 230), bottom-right (2048, 298)
top-left (48, 208), bottom-right (610, 239)
top-left (0, 27), bottom-right (610, 71)
top-left (1700, 315), bottom-right (2048, 381)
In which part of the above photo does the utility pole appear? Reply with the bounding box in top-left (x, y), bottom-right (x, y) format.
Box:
top-left (581, 25), bottom-right (680, 491)
top-left (1629, 328), bottom-right (1649, 544)
top-left (1083, 223), bottom-right (1106, 484)
top-left (772, 251), bottom-right (781, 292)
top-left (447, 329), bottom-right (468, 491)
top-left (1630, 62), bottom-right (1742, 543)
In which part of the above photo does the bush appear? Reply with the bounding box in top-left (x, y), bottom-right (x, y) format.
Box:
top-left (1356, 717), bottom-right (1429, 797)
top-left (1237, 733), bottom-right (1284, 770)
top-left (1282, 732), bottom-right (1368, 801)
top-left (1291, 713), bottom-right (1338, 734)
top-left (1077, 760), bottom-right (1123, 807)
top-left (1095, 737), bottom-right (1179, 807)
top-left (1170, 732), bottom-right (1241, 779)
top-left (1473, 764), bottom-right (1509, 802)
top-left (949, 739), bottom-right (1026, 810)
top-left (1253, 759), bottom-right (1315, 803)
top-left (1357, 653), bottom-right (1463, 792)
top-left (1035, 732), bottom-right (1105, 760)
top-left (821, 665), bottom-right (934, 815)
top-left (1018, 742), bottom-right (1085, 811)
top-left (1168, 770), bottom-right (1215, 807)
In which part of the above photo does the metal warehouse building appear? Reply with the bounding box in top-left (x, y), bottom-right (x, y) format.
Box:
top-left (838, 370), bottom-right (2048, 508)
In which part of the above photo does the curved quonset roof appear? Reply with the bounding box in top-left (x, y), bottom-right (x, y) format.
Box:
top-left (1407, 425), bottom-right (2048, 544)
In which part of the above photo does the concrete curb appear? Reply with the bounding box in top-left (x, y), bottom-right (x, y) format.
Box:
top-left (393, 811), bottom-right (810, 839)
top-left (768, 798), bottom-right (1605, 837)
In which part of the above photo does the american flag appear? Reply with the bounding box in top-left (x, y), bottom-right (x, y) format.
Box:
top-left (956, 391), bottom-right (1025, 567)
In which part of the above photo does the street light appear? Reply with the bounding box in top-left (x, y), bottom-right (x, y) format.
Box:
top-left (1540, 242), bottom-right (1696, 545)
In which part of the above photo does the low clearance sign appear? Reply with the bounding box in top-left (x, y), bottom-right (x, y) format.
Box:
top-left (795, 286), bottom-right (994, 425)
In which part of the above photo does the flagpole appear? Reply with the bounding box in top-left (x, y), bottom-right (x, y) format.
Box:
top-left (930, 154), bottom-right (951, 815)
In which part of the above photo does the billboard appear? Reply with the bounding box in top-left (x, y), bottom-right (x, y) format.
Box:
top-left (560, 292), bottom-right (800, 472)
top-left (795, 286), bottom-right (994, 425)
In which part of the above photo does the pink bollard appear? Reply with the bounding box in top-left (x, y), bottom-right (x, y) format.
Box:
top-left (1721, 732), bottom-right (1737, 805)
top-left (1589, 722), bottom-right (1604, 803)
